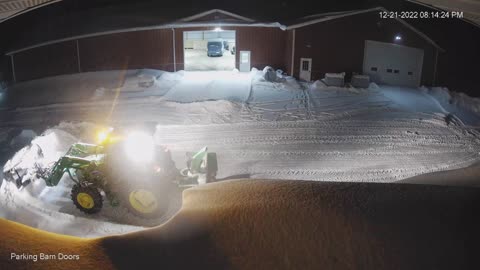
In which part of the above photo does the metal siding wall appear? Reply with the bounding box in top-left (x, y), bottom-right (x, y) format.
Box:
top-left (284, 30), bottom-right (293, 75)
top-left (79, 29), bottom-right (174, 72)
top-left (13, 41), bottom-right (78, 82)
top-left (11, 26), bottom-right (289, 81)
top-left (293, 12), bottom-right (435, 85)
top-left (236, 27), bottom-right (287, 71)
top-left (175, 28), bottom-right (186, 71)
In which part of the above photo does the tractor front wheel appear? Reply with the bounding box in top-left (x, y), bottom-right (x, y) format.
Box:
top-left (71, 184), bottom-right (103, 214)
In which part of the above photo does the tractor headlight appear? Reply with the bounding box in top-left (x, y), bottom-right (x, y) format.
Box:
top-left (124, 132), bottom-right (155, 163)
top-left (97, 127), bottom-right (113, 144)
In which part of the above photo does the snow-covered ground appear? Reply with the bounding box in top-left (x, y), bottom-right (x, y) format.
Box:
top-left (1, 68), bottom-right (479, 237)
top-left (162, 71), bottom-right (251, 102)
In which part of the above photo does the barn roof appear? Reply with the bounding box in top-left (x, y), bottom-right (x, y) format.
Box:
top-left (178, 9), bottom-right (255, 23)
top-left (1, 4), bottom-right (452, 55)
top-left (0, 0), bottom-right (60, 23)
top-left (4, 8), bottom-right (287, 55)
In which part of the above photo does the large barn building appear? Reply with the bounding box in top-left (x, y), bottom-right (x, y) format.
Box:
top-left (285, 8), bottom-right (443, 87)
top-left (0, 6), bottom-right (475, 90)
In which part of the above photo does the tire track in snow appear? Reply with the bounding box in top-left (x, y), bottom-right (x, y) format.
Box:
top-left (155, 119), bottom-right (480, 182)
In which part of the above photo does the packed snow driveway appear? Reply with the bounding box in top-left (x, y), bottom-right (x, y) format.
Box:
top-left (162, 71), bottom-right (252, 102)
top-left (157, 116), bottom-right (480, 182)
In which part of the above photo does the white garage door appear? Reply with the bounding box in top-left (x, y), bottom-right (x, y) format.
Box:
top-left (363, 40), bottom-right (424, 87)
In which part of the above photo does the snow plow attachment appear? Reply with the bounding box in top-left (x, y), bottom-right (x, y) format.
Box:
top-left (181, 147), bottom-right (218, 185)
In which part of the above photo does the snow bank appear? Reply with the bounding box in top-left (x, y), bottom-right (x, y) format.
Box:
top-left (120, 69), bottom-right (173, 92)
top-left (369, 82), bottom-right (380, 90)
top-left (262, 66), bottom-right (286, 83)
top-left (3, 128), bottom-right (79, 188)
top-left (310, 79), bottom-right (373, 95)
top-left (310, 80), bottom-right (327, 90)
top-left (424, 87), bottom-right (480, 114)
top-left (421, 87), bottom-right (480, 126)
top-left (9, 130), bottom-right (37, 149)
top-left (91, 69), bottom-right (183, 100)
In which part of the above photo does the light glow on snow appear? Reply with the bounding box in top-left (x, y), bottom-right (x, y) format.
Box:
top-left (124, 131), bottom-right (155, 163)
top-left (214, 27), bottom-right (222, 32)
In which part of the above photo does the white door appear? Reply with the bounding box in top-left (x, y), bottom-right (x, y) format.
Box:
top-left (299, 58), bottom-right (312, 81)
top-left (239, 51), bottom-right (251, 72)
top-left (363, 40), bottom-right (424, 87)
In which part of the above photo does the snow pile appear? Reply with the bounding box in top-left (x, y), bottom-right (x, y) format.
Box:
top-left (421, 87), bottom-right (480, 126)
top-left (310, 79), bottom-right (373, 94)
top-left (310, 80), bottom-right (327, 90)
top-left (3, 129), bottom-right (78, 187)
top-left (369, 82), bottom-right (380, 90)
top-left (9, 130), bottom-right (37, 149)
top-left (262, 66), bottom-right (286, 83)
top-left (121, 69), bottom-right (166, 92)
top-left (250, 78), bottom-right (302, 103)
top-left (427, 87), bottom-right (480, 114)
top-left (92, 69), bottom-right (183, 99)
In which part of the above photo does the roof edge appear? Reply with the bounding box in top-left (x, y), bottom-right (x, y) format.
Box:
top-left (5, 22), bottom-right (285, 55)
top-left (287, 7), bottom-right (384, 29)
top-left (178, 9), bottom-right (256, 23)
top-left (0, 0), bottom-right (62, 24)
top-left (286, 6), bottom-right (445, 52)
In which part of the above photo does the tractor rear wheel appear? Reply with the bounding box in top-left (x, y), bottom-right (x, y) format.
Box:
top-left (71, 184), bottom-right (103, 214)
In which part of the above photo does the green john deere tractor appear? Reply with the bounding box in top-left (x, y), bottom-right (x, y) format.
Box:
top-left (5, 129), bottom-right (218, 219)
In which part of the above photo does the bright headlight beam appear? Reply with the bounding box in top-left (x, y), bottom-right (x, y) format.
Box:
top-left (97, 131), bottom-right (108, 144)
top-left (124, 132), bottom-right (155, 163)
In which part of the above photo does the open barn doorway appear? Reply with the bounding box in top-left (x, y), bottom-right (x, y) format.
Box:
top-left (183, 30), bottom-right (236, 71)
